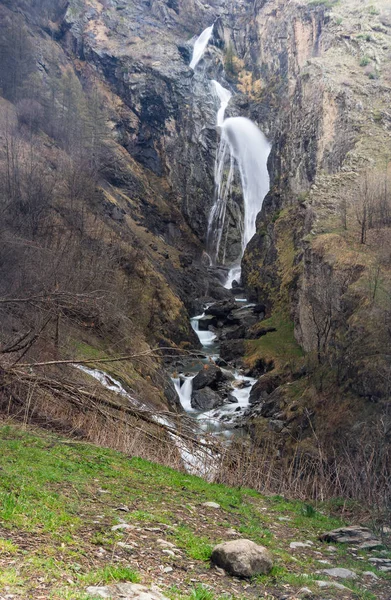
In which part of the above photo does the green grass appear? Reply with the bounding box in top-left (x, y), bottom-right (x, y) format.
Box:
top-left (245, 311), bottom-right (304, 368)
top-left (173, 525), bottom-right (214, 561)
top-left (80, 565), bottom-right (140, 586)
top-left (0, 423), bottom-right (385, 599)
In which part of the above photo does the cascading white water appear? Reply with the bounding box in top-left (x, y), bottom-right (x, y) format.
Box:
top-left (191, 314), bottom-right (217, 346)
top-left (223, 117), bottom-right (271, 251)
top-left (190, 25), bottom-right (214, 70)
top-left (172, 375), bottom-right (195, 412)
top-left (206, 64), bottom-right (271, 288)
top-left (212, 80), bottom-right (232, 127)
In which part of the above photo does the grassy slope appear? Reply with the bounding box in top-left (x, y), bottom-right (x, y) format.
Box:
top-left (0, 423), bottom-right (390, 600)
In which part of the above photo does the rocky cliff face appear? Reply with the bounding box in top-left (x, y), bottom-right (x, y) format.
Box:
top-left (1, 0), bottom-right (391, 445)
top-left (239, 0), bottom-right (391, 400)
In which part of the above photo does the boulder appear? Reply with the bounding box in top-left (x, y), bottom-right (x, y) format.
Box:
top-left (211, 539), bottom-right (273, 578)
top-left (86, 583), bottom-right (169, 600)
top-left (319, 526), bottom-right (381, 549)
top-left (205, 299), bottom-right (236, 319)
top-left (192, 365), bottom-right (223, 391)
top-left (249, 373), bottom-right (283, 405)
top-left (226, 393), bottom-right (238, 404)
top-left (197, 315), bottom-right (218, 330)
top-left (253, 303), bottom-right (266, 315)
top-left (219, 325), bottom-right (246, 341)
top-left (220, 340), bottom-right (245, 362)
top-left (191, 387), bottom-right (223, 410)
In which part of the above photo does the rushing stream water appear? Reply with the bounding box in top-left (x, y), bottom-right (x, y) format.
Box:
top-left (171, 308), bottom-right (257, 436)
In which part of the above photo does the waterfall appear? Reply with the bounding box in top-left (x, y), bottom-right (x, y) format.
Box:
top-left (172, 375), bottom-right (195, 412)
top-left (190, 25), bottom-right (214, 70)
top-left (191, 314), bottom-right (217, 346)
top-left (223, 117), bottom-right (271, 251)
top-left (191, 26), bottom-right (271, 288)
top-left (208, 105), bottom-right (270, 287)
top-left (212, 80), bottom-right (232, 127)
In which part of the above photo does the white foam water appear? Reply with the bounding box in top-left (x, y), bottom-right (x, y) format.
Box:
top-left (190, 25), bottom-right (214, 70)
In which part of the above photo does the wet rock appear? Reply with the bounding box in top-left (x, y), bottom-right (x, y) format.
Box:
top-left (211, 539), bottom-right (273, 578)
top-left (192, 365), bottom-right (223, 391)
top-left (226, 393), bottom-right (238, 404)
top-left (86, 583), bottom-right (169, 599)
top-left (230, 306), bottom-right (258, 329)
top-left (197, 315), bottom-right (218, 330)
top-left (215, 357), bottom-right (229, 367)
top-left (191, 388), bottom-right (223, 410)
top-left (205, 299), bottom-right (236, 320)
top-left (319, 526), bottom-right (381, 549)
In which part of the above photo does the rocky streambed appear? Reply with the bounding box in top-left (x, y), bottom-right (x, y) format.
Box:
top-left (170, 292), bottom-right (269, 437)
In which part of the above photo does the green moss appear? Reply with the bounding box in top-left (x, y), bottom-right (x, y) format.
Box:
top-left (245, 312), bottom-right (304, 369)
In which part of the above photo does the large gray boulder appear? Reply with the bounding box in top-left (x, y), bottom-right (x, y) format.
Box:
top-left (211, 539), bottom-right (273, 578)
top-left (191, 387), bottom-right (223, 410)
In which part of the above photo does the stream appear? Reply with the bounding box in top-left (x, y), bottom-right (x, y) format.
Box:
top-left (171, 301), bottom-right (257, 438)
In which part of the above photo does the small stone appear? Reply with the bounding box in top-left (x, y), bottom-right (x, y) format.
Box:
top-left (162, 549), bottom-right (175, 557)
top-left (202, 502), bottom-right (220, 509)
top-left (321, 567), bottom-right (357, 580)
top-left (211, 539), bottom-right (273, 578)
top-left (115, 505), bottom-right (130, 512)
top-left (317, 560), bottom-right (331, 565)
top-left (117, 542), bottom-right (134, 551)
top-left (363, 571), bottom-right (379, 580)
top-left (290, 542), bottom-right (312, 549)
top-left (163, 566), bottom-right (173, 573)
top-left (111, 523), bottom-right (135, 532)
top-left (226, 528), bottom-right (239, 536)
top-left (316, 580), bottom-right (347, 590)
top-left (86, 583), bottom-right (169, 599)
top-left (157, 539), bottom-right (176, 549)
top-left (298, 588), bottom-right (313, 596)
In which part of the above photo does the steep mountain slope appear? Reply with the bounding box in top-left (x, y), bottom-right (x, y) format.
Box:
top-left (0, 0), bottom-right (390, 505)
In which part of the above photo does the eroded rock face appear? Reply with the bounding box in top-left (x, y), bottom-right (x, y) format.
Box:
top-left (211, 539), bottom-right (273, 578)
